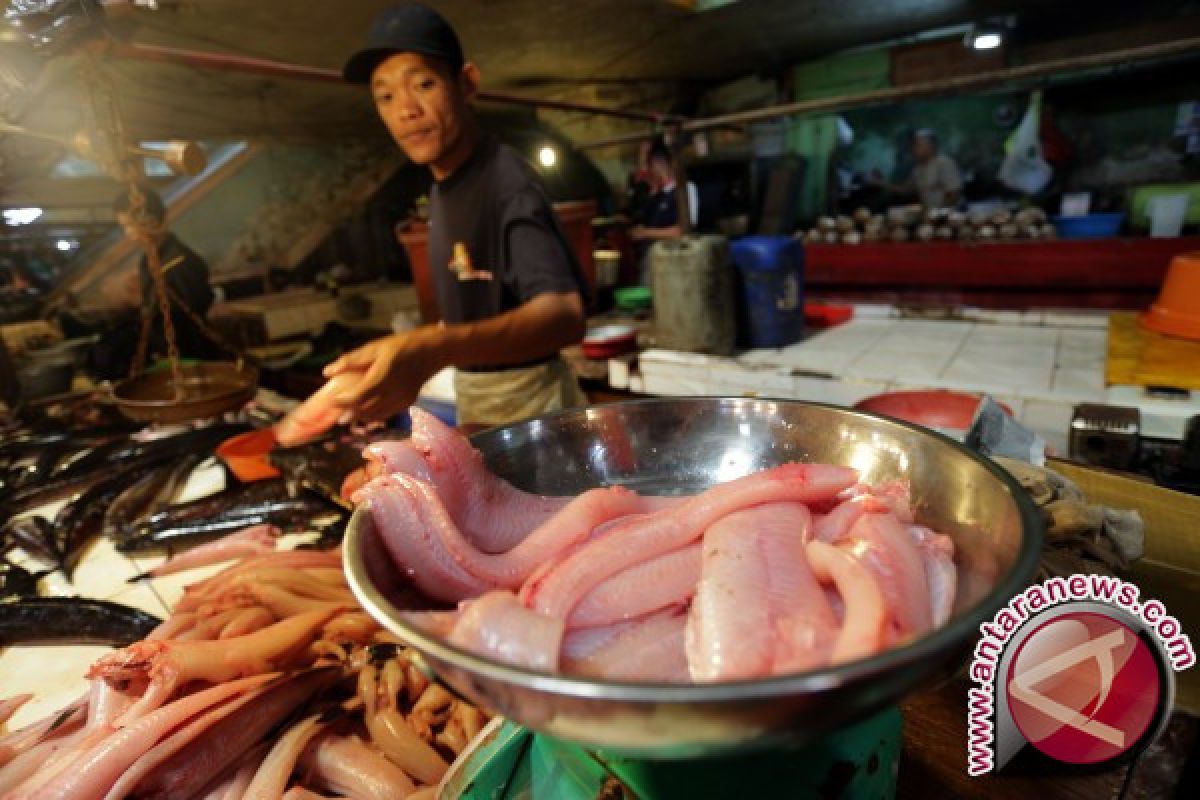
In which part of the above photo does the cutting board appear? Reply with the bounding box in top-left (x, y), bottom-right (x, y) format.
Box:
top-left (1106, 311), bottom-right (1200, 391)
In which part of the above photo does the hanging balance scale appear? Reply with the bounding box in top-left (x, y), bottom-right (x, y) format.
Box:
top-left (58, 62), bottom-right (259, 423)
top-left (109, 207), bottom-right (257, 423)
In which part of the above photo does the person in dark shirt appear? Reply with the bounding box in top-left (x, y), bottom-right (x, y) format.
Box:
top-left (113, 185), bottom-right (219, 363)
top-left (324, 3), bottom-right (587, 426)
top-left (631, 142), bottom-right (698, 243)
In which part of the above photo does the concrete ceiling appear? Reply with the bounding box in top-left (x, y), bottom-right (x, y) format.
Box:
top-left (2, 0), bottom-right (1196, 201)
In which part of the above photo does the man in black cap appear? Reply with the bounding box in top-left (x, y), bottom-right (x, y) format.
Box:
top-left (323, 2), bottom-right (588, 427)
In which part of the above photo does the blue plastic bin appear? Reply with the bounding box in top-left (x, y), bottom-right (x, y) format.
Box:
top-left (1052, 212), bottom-right (1125, 239)
top-left (730, 235), bottom-right (805, 349)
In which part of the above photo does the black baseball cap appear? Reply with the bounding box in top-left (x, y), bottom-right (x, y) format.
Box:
top-left (342, 3), bottom-right (464, 84)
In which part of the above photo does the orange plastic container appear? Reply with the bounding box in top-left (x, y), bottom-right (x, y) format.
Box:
top-left (1141, 251), bottom-right (1200, 340)
top-left (216, 428), bottom-right (281, 482)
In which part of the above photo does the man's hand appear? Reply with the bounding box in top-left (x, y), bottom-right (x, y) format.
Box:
top-left (323, 327), bottom-right (445, 424)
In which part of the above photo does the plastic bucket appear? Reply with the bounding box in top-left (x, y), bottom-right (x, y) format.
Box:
top-left (1148, 194), bottom-right (1189, 238)
top-left (730, 235), bottom-right (805, 349)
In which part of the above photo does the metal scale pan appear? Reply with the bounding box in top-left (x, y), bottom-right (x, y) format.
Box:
top-left (344, 397), bottom-right (1042, 757)
top-left (111, 361), bottom-right (258, 424)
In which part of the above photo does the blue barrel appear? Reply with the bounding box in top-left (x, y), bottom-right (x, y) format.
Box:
top-left (730, 235), bottom-right (805, 348)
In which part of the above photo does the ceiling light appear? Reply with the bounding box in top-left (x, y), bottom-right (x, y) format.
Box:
top-left (965, 21), bottom-right (1007, 51)
top-left (2, 207), bottom-right (43, 225)
top-left (56, 239), bottom-right (74, 252)
top-left (538, 145), bottom-right (557, 169)
top-left (971, 31), bottom-right (1003, 50)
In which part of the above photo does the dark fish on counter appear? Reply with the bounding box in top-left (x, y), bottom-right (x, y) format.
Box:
top-left (1, 516), bottom-right (64, 572)
top-left (269, 436), bottom-right (364, 511)
top-left (10, 441), bottom-right (74, 491)
top-left (54, 464), bottom-right (149, 578)
top-left (295, 516), bottom-right (348, 552)
top-left (0, 597), bottom-right (161, 646)
top-left (133, 479), bottom-right (332, 535)
top-left (102, 451), bottom-right (206, 538)
top-left (102, 467), bottom-right (171, 541)
top-left (116, 489), bottom-right (342, 553)
top-left (1, 559), bottom-right (45, 602)
top-left (1, 423), bottom-right (248, 517)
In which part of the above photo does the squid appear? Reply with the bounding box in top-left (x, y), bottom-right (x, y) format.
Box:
top-left (89, 608), bottom-right (339, 723)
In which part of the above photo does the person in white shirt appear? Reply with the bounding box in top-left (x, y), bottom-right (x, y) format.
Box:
top-left (871, 128), bottom-right (963, 209)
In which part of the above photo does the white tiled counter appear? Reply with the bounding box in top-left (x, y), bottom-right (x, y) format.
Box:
top-left (635, 309), bottom-right (1200, 454)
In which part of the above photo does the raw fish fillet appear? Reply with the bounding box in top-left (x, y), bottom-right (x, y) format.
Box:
top-left (563, 608), bottom-right (689, 682)
top-left (686, 503), bottom-right (835, 681)
top-left (363, 473), bottom-right (657, 600)
top-left (837, 511), bottom-right (932, 638)
top-left (447, 591), bottom-right (563, 672)
top-left (568, 545), bottom-right (701, 629)
top-left (527, 463), bottom-right (858, 620)
top-left (275, 373), bottom-right (362, 447)
top-left (807, 540), bottom-right (887, 664)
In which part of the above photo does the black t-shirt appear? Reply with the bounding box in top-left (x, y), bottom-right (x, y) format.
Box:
top-left (138, 233), bottom-right (219, 361)
top-left (428, 137), bottom-right (586, 330)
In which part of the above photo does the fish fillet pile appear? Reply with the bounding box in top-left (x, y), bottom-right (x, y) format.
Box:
top-left (0, 548), bottom-right (488, 799)
top-left (357, 410), bottom-right (958, 683)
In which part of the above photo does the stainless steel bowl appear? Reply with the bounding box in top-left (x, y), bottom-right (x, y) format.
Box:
top-left (344, 398), bottom-right (1041, 757)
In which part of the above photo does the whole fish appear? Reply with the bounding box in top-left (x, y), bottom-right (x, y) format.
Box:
top-left (136, 479), bottom-right (319, 534)
top-left (10, 441), bottom-right (74, 491)
top-left (55, 464), bottom-right (150, 578)
top-left (0, 516), bottom-right (63, 572)
top-left (50, 422), bottom-right (246, 482)
top-left (102, 466), bottom-right (172, 540)
top-left (0, 597), bottom-right (161, 646)
top-left (0, 559), bottom-right (45, 602)
top-left (116, 491), bottom-right (341, 553)
top-left (2, 423), bottom-right (248, 517)
top-left (102, 451), bottom-right (207, 539)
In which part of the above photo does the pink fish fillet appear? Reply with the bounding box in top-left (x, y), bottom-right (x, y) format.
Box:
top-left (568, 544), bottom-right (702, 629)
top-left (367, 473), bottom-right (654, 597)
top-left (560, 618), bottom-right (643, 663)
top-left (564, 608), bottom-right (689, 682)
top-left (838, 511), bottom-right (933, 638)
top-left (407, 408), bottom-right (573, 552)
top-left (807, 540), bottom-right (887, 664)
top-left (686, 510), bottom-right (773, 681)
top-left (447, 591), bottom-right (565, 672)
top-left (812, 481), bottom-right (913, 542)
top-left (907, 525), bottom-right (957, 627)
top-left (686, 502), bottom-right (836, 681)
top-left (274, 372), bottom-right (363, 447)
top-left (360, 474), bottom-right (494, 603)
top-left (528, 463), bottom-right (858, 620)
top-left (756, 504), bottom-right (838, 673)
top-left (145, 524), bottom-right (279, 578)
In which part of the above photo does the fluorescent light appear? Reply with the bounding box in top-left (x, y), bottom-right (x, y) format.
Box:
top-left (56, 239), bottom-right (74, 252)
top-left (3, 207), bottom-right (43, 226)
top-left (538, 145), bottom-right (558, 168)
top-left (971, 31), bottom-right (1003, 50)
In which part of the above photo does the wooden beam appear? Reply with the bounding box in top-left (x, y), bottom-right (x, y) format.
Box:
top-left (99, 40), bottom-right (682, 124)
top-left (579, 35), bottom-right (1200, 149)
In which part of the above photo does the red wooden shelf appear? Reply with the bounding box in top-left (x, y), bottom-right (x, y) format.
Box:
top-left (803, 237), bottom-right (1200, 309)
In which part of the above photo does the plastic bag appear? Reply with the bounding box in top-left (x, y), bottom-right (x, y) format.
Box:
top-left (998, 91), bottom-right (1053, 195)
